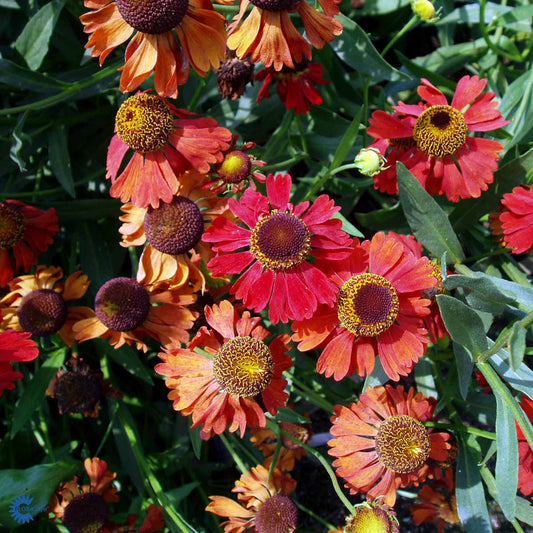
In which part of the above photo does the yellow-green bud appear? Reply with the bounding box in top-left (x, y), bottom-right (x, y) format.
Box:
top-left (353, 148), bottom-right (388, 177)
top-left (412, 0), bottom-right (436, 21)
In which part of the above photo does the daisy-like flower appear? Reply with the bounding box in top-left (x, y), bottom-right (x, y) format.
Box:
top-left (119, 170), bottom-right (228, 290)
top-left (366, 75), bottom-right (509, 202)
top-left (80, 0), bottom-right (227, 98)
top-left (410, 468), bottom-right (460, 533)
top-left (107, 92), bottom-right (232, 208)
top-left (155, 300), bottom-right (292, 440)
top-left (206, 464), bottom-right (298, 533)
top-left (490, 184), bottom-right (533, 254)
top-left (292, 232), bottom-right (437, 382)
top-left (334, 500), bottom-right (399, 533)
top-left (0, 200), bottom-right (59, 288)
top-left (328, 385), bottom-right (453, 506)
top-left (1, 266), bottom-right (92, 347)
top-left (0, 330), bottom-right (39, 397)
top-left (517, 396), bottom-right (533, 497)
top-left (204, 173), bottom-right (352, 324)
top-left (251, 420), bottom-right (309, 471)
top-left (227, 0), bottom-right (342, 71)
top-left (73, 276), bottom-right (196, 352)
top-left (203, 135), bottom-right (266, 194)
top-left (256, 60), bottom-right (329, 115)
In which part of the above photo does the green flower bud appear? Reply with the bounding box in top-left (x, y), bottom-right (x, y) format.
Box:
top-left (354, 148), bottom-right (388, 177)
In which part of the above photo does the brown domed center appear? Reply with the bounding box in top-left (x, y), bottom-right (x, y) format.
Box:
top-left (0, 203), bottom-right (25, 248)
top-left (17, 289), bottom-right (68, 337)
top-left (249, 0), bottom-right (299, 12)
top-left (63, 492), bottom-right (109, 533)
top-left (254, 495), bottom-right (298, 533)
top-left (115, 0), bottom-right (189, 34)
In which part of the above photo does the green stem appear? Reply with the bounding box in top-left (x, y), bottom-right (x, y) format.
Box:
top-left (423, 421), bottom-right (497, 441)
top-left (0, 62), bottom-right (121, 116)
top-left (381, 16), bottom-right (419, 57)
top-left (477, 361), bottom-right (533, 452)
top-left (219, 433), bottom-right (248, 474)
top-left (187, 71), bottom-right (212, 111)
top-left (262, 155), bottom-right (305, 172)
top-left (261, 112), bottom-right (294, 162)
top-left (295, 114), bottom-right (309, 156)
top-left (267, 420), bottom-right (356, 515)
top-left (0, 174), bottom-right (100, 198)
top-left (288, 373), bottom-right (334, 413)
top-left (294, 501), bottom-right (336, 529)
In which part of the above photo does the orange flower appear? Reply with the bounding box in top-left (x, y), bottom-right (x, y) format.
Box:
top-left (107, 93), bottom-right (232, 208)
top-left (1, 266), bottom-right (92, 347)
top-left (155, 299), bottom-right (292, 439)
top-left (0, 200), bottom-right (58, 287)
top-left (206, 464), bottom-right (298, 533)
top-left (119, 170), bottom-right (229, 291)
top-left (250, 420), bottom-right (309, 471)
top-left (73, 276), bottom-right (196, 352)
top-left (80, 0), bottom-right (227, 97)
top-left (328, 385), bottom-right (453, 506)
top-left (410, 469), bottom-right (460, 533)
top-left (227, 0), bottom-right (343, 71)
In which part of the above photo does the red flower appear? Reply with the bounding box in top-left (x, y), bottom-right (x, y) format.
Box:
top-left (292, 232), bottom-right (437, 381)
top-left (328, 385), bottom-right (453, 506)
top-left (155, 300), bottom-right (292, 440)
top-left (203, 173), bottom-right (352, 323)
top-left (366, 75), bottom-right (509, 202)
top-left (490, 184), bottom-right (533, 254)
top-left (517, 396), bottom-right (533, 497)
top-left (0, 330), bottom-right (39, 396)
top-left (0, 200), bottom-right (59, 287)
top-left (256, 61), bottom-right (328, 114)
top-left (107, 92), bottom-right (232, 208)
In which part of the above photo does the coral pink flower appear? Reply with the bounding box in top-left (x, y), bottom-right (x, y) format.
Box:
top-left (256, 60), bottom-right (328, 115)
top-left (292, 232), bottom-right (437, 381)
top-left (204, 173), bottom-right (352, 324)
top-left (0, 330), bottom-right (39, 396)
top-left (0, 200), bottom-right (59, 287)
top-left (490, 184), bottom-right (533, 254)
top-left (107, 92), bottom-right (232, 208)
top-left (366, 75), bottom-right (509, 202)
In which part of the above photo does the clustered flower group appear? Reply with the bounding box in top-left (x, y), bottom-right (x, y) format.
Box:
top-left (2, 0), bottom-right (530, 531)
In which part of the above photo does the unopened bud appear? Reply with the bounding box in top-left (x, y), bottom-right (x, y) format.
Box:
top-left (412, 0), bottom-right (437, 22)
top-left (354, 148), bottom-right (388, 177)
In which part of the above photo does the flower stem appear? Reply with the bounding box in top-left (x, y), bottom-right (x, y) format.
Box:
top-left (288, 373), bottom-right (335, 413)
top-left (381, 16), bottom-right (419, 57)
top-left (219, 433), bottom-right (249, 474)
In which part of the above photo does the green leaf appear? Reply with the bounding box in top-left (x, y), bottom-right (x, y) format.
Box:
top-left (450, 148), bottom-right (533, 231)
top-left (358, 0), bottom-right (409, 15)
top-left (515, 496), bottom-right (533, 527)
top-left (494, 392), bottom-right (518, 520)
top-left (11, 348), bottom-right (66, 437)
top-left (509, 322), bottom-right (526, 371)
top-left (49, 124), bottom-right (75, 198)
top-left (456, 435), bottom-right (492, 532)
top-left (437, 295), bottom-right (488, 360)
top-left (9, 111), bottom-right (29, 172)
top-left (331, 211), bottom-right (364, 238)
top-left (329, 110), bottom-right (361, 169)
top-left (495, 4), bottom-right (533, 26)
top-left (188, 424), bottom-right (203, 461)
top-left (413, 355), bottom-right (437, 399)
top-left (0, 57), bottom-right (67, 91)
top-left (14, 0), bottom-right (65, 70)
top-left (331, 15), bottom-right (410, 82)
top-left (165, 482), bottom-right (201, 507)
top-left (363, 357), bottom-right (389, 390)
top-left (0, 460), bottom-right (79, 527)
top-left (397, 162), bottom-right (464, 263)
top-left (489, 345), bottom-right (533, 400)
top-left (453, 342), bottom-right (473, 400)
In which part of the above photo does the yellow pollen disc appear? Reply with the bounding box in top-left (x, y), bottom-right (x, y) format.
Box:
top-left (115, 93), bottom-right (175, 153)
top-left (413, 104), bottom-right (467, 158)
top-left (0, 203), bottom-right (25, 248)
top-left (374, 414), bottom-right (431, 473)
top-left (212, 336), bottom-right (274, 397)
top-left (218, 151), bottom-right (251, 184)
top-left (336, 273), bottom-right (399, 337)
top-left (344, 507), bottom-right (393, 533)
top-left (249, 211), bottom-right (311, 272)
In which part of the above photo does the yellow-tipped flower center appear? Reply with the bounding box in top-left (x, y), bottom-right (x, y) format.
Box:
top-left (250, 212), bottom-right (311, 272)
top-left (375, 414), bottom-right (431, 473)
top-left (344, 505), bottom-right (397, 533)
top-left (217, 150), bottom-right (252, 184)
top-left (213, 336), bottom-right (274, 397)
top-left (115, 0), bottom-right (189, 34)
top-left (337, 273), bottom-right (399, 337)
top-left (0, 203), bottom-right (25, 248)
top-left (413, 105), bottom-right (467, 158)
top-left (115, 94), bottom-right (175, 153)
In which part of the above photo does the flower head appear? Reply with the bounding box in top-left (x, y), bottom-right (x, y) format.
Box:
top-left (328, 385), bottom-right (453, 505)
top-left (366, 75), bottom-right (509, 201)
top-left (410, 468), bottom-right (460, 533)
top-left (490, 184), bottom-right (533, 255)
top-left (107, 93), bottom-right (232, 208)
top-left (256, 60), bottom-right (329, 114)
top-left (0, 330), bottom-right (39, 397)
top-left (206, 464), bottom-right (298, 533)
top-left (215, 53), bottom-right (255, 100)
top-left (292, 232), bottom-right (437, 381)
top-left (204, 173), bottom-right (352, 324)
top-left (341, 501), bottom-right (399, 533)
top-left (353, 148), bottom-right (389, 177)
top-left (73, 276), bottom-right (196, 351)
top-left (517, 396), bottom-right (533, 497)
top-left (155, 300), bottom-right (292, 439)
top-left (1, 266), bottom-right (92, 347)
top-left (80, 0), bottom-right (227, 97)
top-left (227, 0), bottom-right (342, 71)
top-left (411, 0), bottom-right (437, 22)
top-left (0, 200), bottom-right (59, 287)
